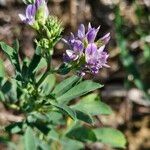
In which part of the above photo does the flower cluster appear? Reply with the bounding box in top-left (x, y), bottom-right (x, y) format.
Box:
top-left (19, 0), bottom-right (63, 56)
top-left (19, 0), bottom-right (49, 27)
top-left (36, 16), bottom-right (63, 53)
top-left (63, 23), bottom-right (110, 76)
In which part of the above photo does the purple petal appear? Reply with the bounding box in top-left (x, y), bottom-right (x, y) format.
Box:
top-left (91, 66), bottom-right (99, 74)
top-left (85, 43), bottom-right (97, 56)
top-left (85, 43), bottom-right (98, 64)
top-left (19, 4), bottom-right (36, 25)
top-left (103, 64), bottom-right (110, 68)
top-left (86, 29), bottom-right (96, 43)
top-left (98, 51), bottom-right (109, 67)
top-left (66, 50), bottom-right (78, 60)
top-left (98, 45), bottom-right (105, 53)
top-left (88, 22), bottom-right (92, 31)
top-left (78, 24), bottom-right (85, 39)
top-left (68, 32), bottom-right (75, 45)
top-left (86, 27), bottom-right (99, 43)
top-left (26, 4), bottom-right (36, 19)
top-left (18, 14), bottom-right (26, 22)
top-left (100, 33), bottom-right (110, 44)
top-left (73, 40), bottom-right (84, 53)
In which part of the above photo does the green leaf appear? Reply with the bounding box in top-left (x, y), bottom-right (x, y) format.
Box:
top-left (48, 129), bottom-right (59, 141)
top-left (0, 136), bottom-right (9, 143)
top-left (75, 110), bottom-right (93, 124)
top-left (0, 59), bottom-right (5, 77)
top-left (93, 127), bottom-right (126, 148)
top-left (67, 126), bottom-right (96, 142)
top-left (0, 42), bottom-right (13, 56)
top-left (5, 122), bottom-right (23, 134)
top-left (37, 140), bottom-right (50, 150)
top-left (0, 41), bottom-right (21, 74)
top-left (51, 102), bottom-right (76, 120)
top-left (10, 126), bottom-right (22, 134)
top-left (1, 80), bottom-right (12, 94)
top-left (52, 75), bottom-right (80, 97)
top-left (13, 39), bottom-right (19, 52)
top-left (6, 79), bottom-right (18, 103)
top-left (0, 77), bottom-right (3, 85)
top-left (72, 93), bottom-right (112, 115)
top-left (0, 91), bottom-right (5, 101)
top-left (143, 44), bottom-right (150, 63)
top-left (27, 112), bottom-right (50, 123)
top-left (27, 53), bottom-right (41, 77)
top-left (21, 58), bottom-right (30, 82)
top-left (61, 137), bottom-right (84, 150)
top-left (57, 63), bottom-right (71, 75)
top-left (34, 136), bottom-right (50, 150)
top-left (35, 57), bottom-right (47, 72)
top-left (38, 143), bottom-right (50, 150)
top-left (24, 127), bottom-right (36, 150)
top-left (39, 74), bottom-right (56, 95)
top-left (7, 142), bottom-right (18, 150)
top-left (57, 80), bottom-right (103, 104)
top-left (20, 52), bottom-right (41, 83)
top-left (46, 112), bottom-right (64, 125)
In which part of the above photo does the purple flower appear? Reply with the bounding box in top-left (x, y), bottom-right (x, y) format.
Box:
top-left (19, 4), bottom-right (36, 25)
top-left (86, 23), bottom-right (100, 43)
top-left (85, 44), bottom-right (109, 74)
top-left (64, 40), bottom-right (84, 62)
top-left (19, 0), bottom-right (49, 25)
top-left (63, 23), bottom-right (110, 76)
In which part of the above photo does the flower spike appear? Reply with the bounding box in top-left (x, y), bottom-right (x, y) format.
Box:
top-left (63, 23), bottom-right (110, 76)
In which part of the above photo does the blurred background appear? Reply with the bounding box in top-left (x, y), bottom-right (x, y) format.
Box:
top-left (0, 0), bottom-right (150, 149)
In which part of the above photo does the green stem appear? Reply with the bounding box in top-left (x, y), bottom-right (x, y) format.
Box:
top-left (36, 53), bottom-right (51, 87)
top-left (36, 71), bottom-right (49, 87)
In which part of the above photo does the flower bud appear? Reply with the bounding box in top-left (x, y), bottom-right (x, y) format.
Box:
top-left (35, 16), bottom-right (63, 56)
top-left (19, 0), bottom-right (49, 28)
top-left (35, 0), bottom-right (49, 25)
top-left (44, 16), bottom-right (63, 46)
top-left (86, 26), bottom-right (100, 43)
